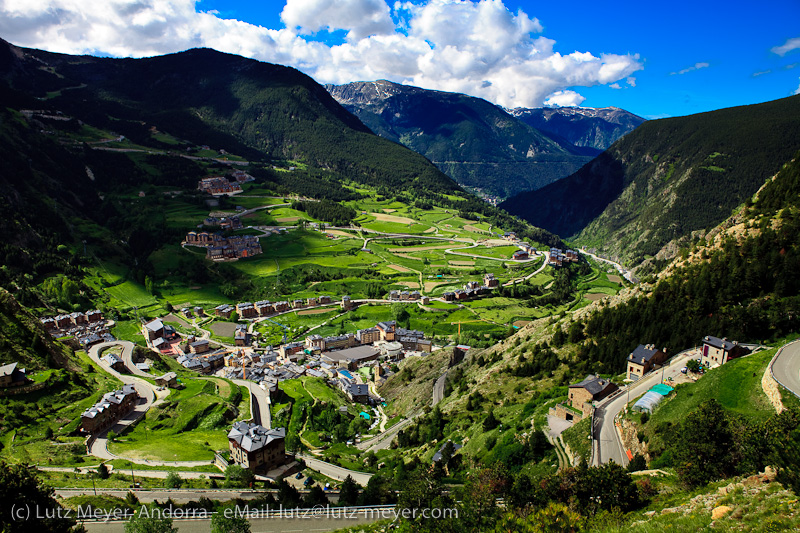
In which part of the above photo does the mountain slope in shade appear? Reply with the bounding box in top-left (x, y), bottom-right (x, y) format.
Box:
top-left (509, 106), bottom-right (645, 151)
top-left (327, 80), bottom-right (598, 199)
top-left (0, 40), bottom-right (459, 195)
top-left (500, 94), bottom-right (800, 266)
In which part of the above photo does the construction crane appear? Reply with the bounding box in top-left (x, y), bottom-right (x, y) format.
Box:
top-left (262, 316), bottom-right (290, 342)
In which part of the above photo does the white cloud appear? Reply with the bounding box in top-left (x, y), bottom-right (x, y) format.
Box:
top-left (753, 70), bottom-right (771, 77)
top-left (0, 0), bottom-right (644, 108)
top-left (543, 90), bottom-right (585, 107)
top-left (772, 37), bottom-right (800, 57)
top-left (281, 0), bottom-right (394, 41)
top-left (671, 62), bottom-right (710, 75)
top-left (609, 83), bottom-right (621, 89)
top-left (626, 76), bottom-right (636, 87)
top-left (795, 78), bottom-right (800, 95)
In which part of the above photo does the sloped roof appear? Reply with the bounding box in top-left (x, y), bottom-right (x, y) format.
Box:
top-left (703, 336), bottom-right (737, 351)
top-left (0, 362), bottom-right (18, 377)
top-left (569, 374), bottom-right (615, 396)
top-left (228, 421), bottom-right (285, 452)
top-left (627, 344), bottom-right (660, 364)
top-left (144, 319), bottom-right (164, 332)
top-left (432, 440), bottom-right (463, 462)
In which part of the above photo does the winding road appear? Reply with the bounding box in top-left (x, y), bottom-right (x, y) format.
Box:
top-left (591, 348), bottom-right (697, 467)
top-left (85, 342), bottom-right (210, 467)
top-left (770, 340), bottom-right (800, 399)
top-left (579, 248), bottom-right (638, 284)
top-left (296, 453), bottom-right (373, 485)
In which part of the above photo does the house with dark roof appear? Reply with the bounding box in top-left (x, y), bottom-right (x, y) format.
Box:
top-left (626, 344), bottom-right (667, 381)
top-left (432, 440), bottom-right (463, 463)
top-left (0, 362), bottom-right (27, 388)
top-left (376, 321), bottom-right (396, 341)
top-left (155, 372), bottom-right (178, 388)
top-left (234, 325), bottom-right (251, 347)
top-left (80, 384), bottom-right (138, 434)
top-left (341, 382), bottom-right (371, 404)
top-left (102, 352), bottom-right (126, 372)
top-left (567, 375), bottom-right (618, 418)
top-left (700, 336), bottom-right (751, 368)
top-left (228, 421), bottom-right (287, 472)
top-left (143, 319), bottom-right (164, 341)
top-left (189, 339), bottom-right (210, 354)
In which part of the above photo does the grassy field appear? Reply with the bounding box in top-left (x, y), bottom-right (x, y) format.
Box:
top-left (455, 245), bottom-right (521, 260)
top-left (649, 348), bottom-right (776, 426)
top-left (108, 379), bottom-right (250, 461)
top-left (0, 352), bottom-right (123, 467)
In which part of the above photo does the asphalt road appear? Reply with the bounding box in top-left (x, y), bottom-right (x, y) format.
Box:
top-left (56, 488), bottom-right (259, 503)
top-left (771, 340), bottom-right (800, 398)
top-left (82, 513), bottom-right (380, 532)
top-left (296, 455), bottom-right (373, 486)
top-left (232, 379), bottom-right (272, 429)
top-left (592, 349), bottom-right (696, 467)
top-left (86, 342), bottom-right (209, 468)
top-left (356, 415), bottom-right (419, 453)
top-left (432, 372), bottom-right (447, 406)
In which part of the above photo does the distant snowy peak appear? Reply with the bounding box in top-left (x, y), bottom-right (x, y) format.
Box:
top-left (509, 106), bottom-right (643, 125)
top-left (508, 106), bottom-right (646, 151)
top-left (326, 80), bottom-right (414, 106)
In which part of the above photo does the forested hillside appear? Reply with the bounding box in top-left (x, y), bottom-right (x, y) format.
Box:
top-left (0, 40), bottom-right (459, 195)
top-left (328, 80), bottom-right (596, 199)
top-left (501, 95), bottom-right (800, 266)
top-left (569, 152), bottom-right (800, 375)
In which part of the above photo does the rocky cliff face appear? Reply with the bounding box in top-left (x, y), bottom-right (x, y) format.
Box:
top-left (509, 106), bottom-right (645, 151)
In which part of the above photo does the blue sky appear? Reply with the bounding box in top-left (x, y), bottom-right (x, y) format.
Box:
top-left (1, 0), bottom-right (798, 118)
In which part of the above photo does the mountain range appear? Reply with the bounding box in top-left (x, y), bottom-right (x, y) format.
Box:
top-left (509, 106), bottom-right (645, 151)
top-left (501, 94), bottom-right (800, 268)
top-left (327, 80), bottom-right (643, 199)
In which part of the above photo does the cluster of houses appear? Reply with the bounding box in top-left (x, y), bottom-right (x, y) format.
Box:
top-left (203, 215), bottom-right (243, 230)
top-left (548, 248), bottom-right (580, 267)
top-left (214, 295), bottom-right (338, 319)
top-left (216, 320), bottom-right (430, 405)
top-left (198, 176), bottom-right (243, 195)
top-left (553, 334), bottom-right (752, 423)
top-left (79, 384), bottom-right (140, 435)
top-left (39, 310), bottom-right (114, 349)
top-left (442, 273), bottom-right (499, 302)
top-left (306, 321), bottom-right (432, 357)
top-left (500, 232), bottom-right (537, 260)
top-left (184, 232), bottom-right (263, 260)
top-left (388, 290), bottom-right (429, 304)
top-left (143, 318), bottom-right (180, 353)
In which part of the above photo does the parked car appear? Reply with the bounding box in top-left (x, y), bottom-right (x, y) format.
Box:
top-left (295, 472), bottom-right (303, 479)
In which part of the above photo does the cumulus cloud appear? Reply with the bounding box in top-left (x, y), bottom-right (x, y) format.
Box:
top-left (795, 78), bottom-right (800, 95)
top-left (281, 0), bottom-right (394, 41)
top-left (772, 37), bottom-right (800, 57)
top-left (671, 62), bottom-right (709, 75)
top-left (0, 0), bottom-right (644, 108)
top-left (544, 90), bottom-right (586, 107)
top-left (626, 76), bottom-right (636, 87)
